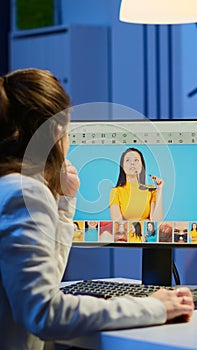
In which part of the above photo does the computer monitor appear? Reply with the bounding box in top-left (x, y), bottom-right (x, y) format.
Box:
top-left (67, 119), bottom-right (197, 286)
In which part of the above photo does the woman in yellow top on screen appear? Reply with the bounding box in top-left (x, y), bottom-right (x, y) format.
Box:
top-left (189, 222), bottom-right (197, 243)
top-left (128, 221), bottom-right (143, 242)
top-left (109, 147), bottom-right (164, 221)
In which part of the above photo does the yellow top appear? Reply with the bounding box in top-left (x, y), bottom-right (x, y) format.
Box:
top-left (109, 181), bottom-right (156, 220)
top-left (128, 233), bottom-right (142, 243)
top-left (190, 230), bottom-right (197, 244)
top-left (73, 230), bottom-right (84, 242)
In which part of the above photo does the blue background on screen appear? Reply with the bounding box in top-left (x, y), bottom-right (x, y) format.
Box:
top-left (68, 144), bottom-right (197, 221)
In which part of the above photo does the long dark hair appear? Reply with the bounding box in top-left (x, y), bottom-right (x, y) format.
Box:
top-left (133, 222), bottom-right (142, 238)
top-left (116, 147), bottom-right (146, 187)
top-left (0, 68), bottom-right (70, 197)
top-left (191, 223), bottom-right (197, 231)
top-left (147, 221), bottom-right (156, 236)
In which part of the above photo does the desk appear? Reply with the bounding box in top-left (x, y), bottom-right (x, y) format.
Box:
top-left (59, 311), bottom-right (197, 350)
top-left (58, 279), bottom-right (197, 350)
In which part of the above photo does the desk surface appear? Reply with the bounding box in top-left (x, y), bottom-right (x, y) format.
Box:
top-left (61, 311), bottom-right (197, 350)
top-left (59, 278), bottom-right (197, 350)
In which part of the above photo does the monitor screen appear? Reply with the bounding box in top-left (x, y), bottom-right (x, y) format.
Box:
top-left (67, 119), bottom-right (197, 285)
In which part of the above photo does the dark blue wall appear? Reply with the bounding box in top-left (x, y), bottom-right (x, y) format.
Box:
top-left (0, 0), bottom-right (10, 75)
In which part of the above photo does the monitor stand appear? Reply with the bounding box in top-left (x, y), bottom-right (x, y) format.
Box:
top-left (142, 247), bottom-right (173, 286)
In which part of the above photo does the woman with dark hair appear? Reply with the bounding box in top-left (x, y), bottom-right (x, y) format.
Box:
top-left (128, 221), bottom-right (142, 242)
top-left (84, 221), bottom-right (99, 242)
top-left (109, 147), bottom-right (164, 221)
top-left (0, 69), bottom-right (193, 350)
top-left (73, 221), bottom-right (84, 242)
top-left (189, 222), bottom-right (197, 243)
top-left (145, 221), bottom-right (157, 243)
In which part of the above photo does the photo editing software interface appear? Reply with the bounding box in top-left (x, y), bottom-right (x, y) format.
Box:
top-left (68, 120), bottom-right (197, 248)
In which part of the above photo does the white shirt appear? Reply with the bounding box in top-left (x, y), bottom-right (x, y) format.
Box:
top-left (0, 174), bottom-right (166, 350)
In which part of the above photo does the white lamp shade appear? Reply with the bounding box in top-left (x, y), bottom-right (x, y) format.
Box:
top-left (119, 0), bottom-right (197, 24)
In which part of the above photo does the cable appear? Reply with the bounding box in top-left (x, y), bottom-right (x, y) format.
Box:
top-left (172, 261), bottom-right (181, 285)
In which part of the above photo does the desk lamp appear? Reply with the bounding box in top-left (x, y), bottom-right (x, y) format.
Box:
top-left (119, 0), bottom-right (197, 24)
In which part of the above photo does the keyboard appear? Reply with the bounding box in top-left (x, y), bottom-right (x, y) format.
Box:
top-left (61, 280), bottom-right (197, 307)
